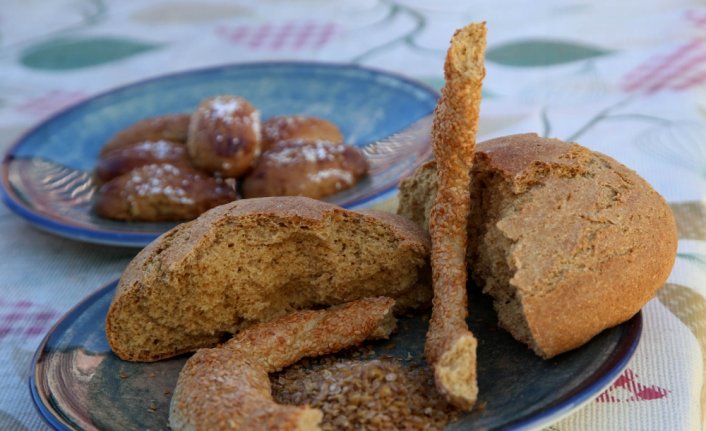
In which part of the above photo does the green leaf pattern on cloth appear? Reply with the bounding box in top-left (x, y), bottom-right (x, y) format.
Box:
top-left (486, 40), bottom-right (611, 67)
top-left (20, 37), bottom-right (160, 70)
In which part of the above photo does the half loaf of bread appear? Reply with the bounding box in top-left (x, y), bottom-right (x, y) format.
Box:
top-left (106, 196), bottom-right (431, 362)
top-left (398, 133), bottom-right (677, 358)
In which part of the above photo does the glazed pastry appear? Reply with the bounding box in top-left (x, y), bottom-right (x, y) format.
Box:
top-left (94, 139), bottom-right (189, 183)
top-left (242, 139), bottom-right (368, 199)
top-left (169, 297), bottom-right (396, 431)
top-left (261, 115), bottom-right (344, 152)
top-left (99, 113), bottom-right (190, 158)
top-left (187, 95), bottom-right (261, 177)
top-left (94, 163), bottom-right (235, 222)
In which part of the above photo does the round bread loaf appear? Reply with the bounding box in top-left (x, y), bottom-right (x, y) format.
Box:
top-left (398, 133), bottom-right (677, 358)
top-left (106, 196), bottom-right (431, 362)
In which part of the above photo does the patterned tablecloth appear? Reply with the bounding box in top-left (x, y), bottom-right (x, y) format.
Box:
top-left (1, 1), bottom-right (705, 430)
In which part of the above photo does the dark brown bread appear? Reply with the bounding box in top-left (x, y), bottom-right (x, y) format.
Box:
top-left (398, 133), bottom-right (678, 358)
top-left (106, 196), bottom-right (431, 362)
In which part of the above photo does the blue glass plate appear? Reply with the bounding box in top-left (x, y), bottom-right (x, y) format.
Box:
top-left (30, 280), bottom-right (641, 430)
top-left (1, 62), bottom-right (437, 247)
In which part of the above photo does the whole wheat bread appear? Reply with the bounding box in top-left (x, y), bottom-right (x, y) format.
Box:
top-left (106, 196), bottom-right (431, 362)
top-left (398, 133), bottom-right (677, 358)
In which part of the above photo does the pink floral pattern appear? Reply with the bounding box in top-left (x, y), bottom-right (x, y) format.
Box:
top-left (216, 21), bottom-right (339, 51)
top-left (596, 368), bottom-right (670, 402)
top-left (0, 299), bottom-right (59, 341)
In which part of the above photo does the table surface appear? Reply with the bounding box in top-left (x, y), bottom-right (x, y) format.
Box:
top-left (1, 1), bottom-right (704, 430)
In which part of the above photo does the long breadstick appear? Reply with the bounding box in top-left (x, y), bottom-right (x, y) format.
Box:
top-left (424, 22), bottom-right (487, 411)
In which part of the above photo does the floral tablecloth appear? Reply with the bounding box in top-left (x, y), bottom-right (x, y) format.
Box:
top-left (1, 1), bottom-right (704, 430)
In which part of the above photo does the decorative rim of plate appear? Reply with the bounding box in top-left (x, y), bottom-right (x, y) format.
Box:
top-left (1, 61), bottom-right (439, 248)
top-left (29, 279), bottom-right (642, 431)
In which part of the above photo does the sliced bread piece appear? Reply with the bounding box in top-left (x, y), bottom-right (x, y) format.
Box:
top-left (106, 196), bottom-right (431, 362)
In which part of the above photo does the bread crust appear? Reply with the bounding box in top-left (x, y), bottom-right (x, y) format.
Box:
top-left (424, 22), bottom-right (486, 410)
top-left (169, 297), bottom-right (396, 431)
top-left (106, 196), bottom-right (430, 362)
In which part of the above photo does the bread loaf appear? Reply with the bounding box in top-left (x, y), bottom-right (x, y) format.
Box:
top-left (398, 133), bottom-right (677, 358)
top-left (106, 196), bottom-right (431, 362)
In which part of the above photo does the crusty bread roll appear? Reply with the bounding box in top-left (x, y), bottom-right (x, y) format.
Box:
top-left (106, 196), bottom-right (431, 362)
top-left (398, 133), bottom-right (677, 358)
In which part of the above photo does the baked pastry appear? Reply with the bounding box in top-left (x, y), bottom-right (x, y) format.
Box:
top-left (94, 163), bottom-right (236, 221)
top-left (169, 297), bottom-right (396, 431)
top-left (423, 22), bottom-right (486, 410)
top-left (105, 196), bottom-right (431, 362)
top-left (94, 139), bottom-right (189, 183)
top-left (99, 113), bottom-right (190, 157)
top-left (261, 115), bottom-right (344, 152)
top-left (398, 133), bottom-right (678, 359)
top-left (241, 139), bottom-right (368, 199)
top-left (187, 95), bottom-right (261, 177)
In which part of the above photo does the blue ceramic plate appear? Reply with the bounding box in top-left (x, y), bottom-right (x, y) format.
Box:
top-left (30, 280), bottom-right (641, 431)
top-left (0, 62), bottom-right (437, 247)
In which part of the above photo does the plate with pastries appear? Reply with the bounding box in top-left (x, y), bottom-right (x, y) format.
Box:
top-left (0, 61), bottom-right (437, 247)
top-left (31, 22), bottom-right (677, 431)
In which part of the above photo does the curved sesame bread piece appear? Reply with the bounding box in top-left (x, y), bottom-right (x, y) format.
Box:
top-left (423, 22), bottom-right (486, 411)
top-left (105, 196), bottom-right (430, 362)
top-left (169, 297), bottom-right (396, 431)
top-left (398, 134), bottom-right (678, 359)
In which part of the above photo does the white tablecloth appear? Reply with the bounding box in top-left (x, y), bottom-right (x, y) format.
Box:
top-left (1, 1), bottom-right (704, 429)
